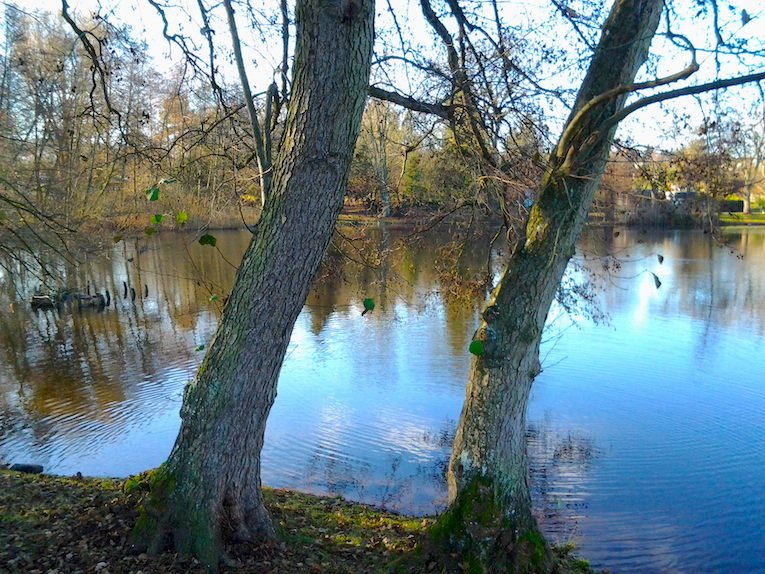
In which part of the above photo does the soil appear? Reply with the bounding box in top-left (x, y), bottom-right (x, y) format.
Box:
top-left (0, 470), bottom-right (595, 574)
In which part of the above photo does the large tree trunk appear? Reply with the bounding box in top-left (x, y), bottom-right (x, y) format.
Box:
top-left (433, 1), bottom-right (663, 571)
top-left (743, 183), bottom-right (752, 214)
top-left (133, 0), bottom-right (374, 569)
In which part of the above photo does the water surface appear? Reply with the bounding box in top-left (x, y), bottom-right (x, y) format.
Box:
top-left (1, 225), bottom-right (764, 573)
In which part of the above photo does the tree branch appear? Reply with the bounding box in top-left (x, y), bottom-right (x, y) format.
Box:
top-left (279, 0), bottom-right (290, 103)
top-left (60, 0), bottom-right (119, 124)
top-left (368, 85), bottom-right (452, 118)
top-left (603, 71), bottom-right (765, 134)
top-left (223, 0), bottom-right (271, 202)
top-left (557, 57), bottom-right (700, 159)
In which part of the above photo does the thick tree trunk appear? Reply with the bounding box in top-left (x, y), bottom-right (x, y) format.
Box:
top-left (133, 0), bottom-right (373, 569)
top-left (435, 1), bottom-right (664, 572)
top-left (743, 184), bottom-right (751, 214)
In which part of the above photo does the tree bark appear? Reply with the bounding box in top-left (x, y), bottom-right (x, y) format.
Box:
top-left (435, 1), bottom-right (663, 572)
top-left (133, 0), bottom-right (374, 569)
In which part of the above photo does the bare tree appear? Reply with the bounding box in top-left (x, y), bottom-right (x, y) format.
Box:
top-left (62, 0), bottom-right (375, 570)
top-left (371, 0), bottom-right (765, 570)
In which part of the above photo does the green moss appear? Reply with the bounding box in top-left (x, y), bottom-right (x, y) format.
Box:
top-left (129, 464), bottom-right (178, 553)
top-left (426, 475), bottom-right (568, 573)
top-left (553, 542), bottom-right (597, 573)
top-left (519, 530), bottom-right (547, 568)
top-left (525, 205), bottom-right (548, 249)
top-left (2, 470), bottom-right (596, 574)
top-left (122, 470), bottom-right (155, 495)
top-left (132, 506), bottom-right (160, 546)
top-left (427, 475), bottom-right (508, 573)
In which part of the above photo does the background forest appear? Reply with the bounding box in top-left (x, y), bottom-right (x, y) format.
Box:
top-left (2, 2), bottom-right (763, 255)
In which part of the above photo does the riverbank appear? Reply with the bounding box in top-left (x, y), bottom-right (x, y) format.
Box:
top-left (1, 470), bottom-right (595, 573)
top-left (719, 212), bottom-right (765, 225)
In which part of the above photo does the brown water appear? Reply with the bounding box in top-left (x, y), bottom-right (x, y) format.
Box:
top-left (1, 225), bottom-right (764, 573)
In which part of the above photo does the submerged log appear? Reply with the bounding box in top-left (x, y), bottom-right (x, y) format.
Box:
top-left (9, 463), bottom-right (44, 474)
top-left (30, 291), bottom-right (107, 310)
top-left (30, 295), bottom-right (56, 310)
top-left (74, 292), bottom-right (107, 308)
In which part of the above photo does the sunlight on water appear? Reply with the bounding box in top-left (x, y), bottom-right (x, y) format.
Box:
top-left (2, 226), bottom-right (765, 573)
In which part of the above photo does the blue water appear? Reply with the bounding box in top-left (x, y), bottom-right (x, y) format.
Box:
top-left (1, 226), bottom-right (764, 573)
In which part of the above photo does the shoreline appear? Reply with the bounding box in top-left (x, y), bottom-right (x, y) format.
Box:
top-left (0, 469), bottom-right (595, 573)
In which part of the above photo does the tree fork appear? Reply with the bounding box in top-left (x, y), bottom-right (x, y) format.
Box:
top-left (440, 0), bottom-right (665, 572)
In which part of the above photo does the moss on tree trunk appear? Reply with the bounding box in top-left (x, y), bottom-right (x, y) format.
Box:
top-left (131, 0), bottom-right (374, 570)
top-left (439, 0), bottom-right (665, 572)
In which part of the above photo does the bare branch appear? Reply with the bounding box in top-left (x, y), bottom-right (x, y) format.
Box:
top-left (550, 0), bottom-right (596, 51)
top-left (280, 0), bottom-right (289, 103)
top-left (558, 57), bottom-right (700, 158)
top-left (195, 0), bottom-right (223, 103)
top-left (419, 0), bottom-right (460, 80)
top-left (60, 0), bottom-right (119, 124)
top-left (223, 0), bottom-right (271, 202)
top-left (603, 71), bottom-right (765, 134)
top-left (369, 85), bottom-right (452, 118)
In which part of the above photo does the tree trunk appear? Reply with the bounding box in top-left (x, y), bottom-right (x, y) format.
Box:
top-left (435, 1), bottom-right (663, 571)
top-left (133, 0), bottom-right (374, 569)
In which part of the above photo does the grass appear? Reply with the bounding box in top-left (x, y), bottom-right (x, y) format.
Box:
top-left (0, 469), bottom-right (597, 573)
top-left (719, 212), bottom-right (765, 225)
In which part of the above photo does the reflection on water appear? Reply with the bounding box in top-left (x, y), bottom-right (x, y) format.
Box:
top-left (2, 226), bottom-right (765, 573)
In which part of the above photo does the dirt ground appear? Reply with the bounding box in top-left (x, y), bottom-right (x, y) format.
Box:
top-left (0, 470), bottom-right (594, 573)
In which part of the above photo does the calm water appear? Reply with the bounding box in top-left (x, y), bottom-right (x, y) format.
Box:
top-left (1, 225), bottom-right (764, 573)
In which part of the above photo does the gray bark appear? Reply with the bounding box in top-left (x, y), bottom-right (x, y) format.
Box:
top-left (134, 0), bottom-right (374, 569)
top-left (439, 1), bottom-right (664, 571)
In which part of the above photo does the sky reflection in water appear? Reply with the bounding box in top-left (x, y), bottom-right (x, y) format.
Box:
top-left (1, 226), bottom-right (764, 573)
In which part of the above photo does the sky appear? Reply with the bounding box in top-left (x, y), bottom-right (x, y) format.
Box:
top-left (8, 0), bottom-right (765, 151)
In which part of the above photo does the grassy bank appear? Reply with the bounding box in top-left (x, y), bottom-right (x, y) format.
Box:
top-left (1, 470), bottom-right (595, 573)
top-left (719, 213), bottom-right (765, 225)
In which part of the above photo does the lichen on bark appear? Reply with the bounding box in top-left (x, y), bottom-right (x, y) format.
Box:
top-left (442, 0), bottom-right (665, 572)
top-left (129, 0), bottom-right (375, 570)
top-left (427, 474), bottom-right (552, 574)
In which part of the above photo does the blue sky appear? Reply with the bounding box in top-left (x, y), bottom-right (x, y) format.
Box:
top-left (16, 0), bottom-right (765, 150)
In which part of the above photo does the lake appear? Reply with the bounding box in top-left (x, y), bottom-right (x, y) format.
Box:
top-left (1, 224), bottom-right (764, 573)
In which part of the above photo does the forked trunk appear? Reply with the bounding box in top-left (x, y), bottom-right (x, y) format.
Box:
top-left (133, 0), bottom-right (374, 569)
top-left (434, 1), bottom-right (664, 571)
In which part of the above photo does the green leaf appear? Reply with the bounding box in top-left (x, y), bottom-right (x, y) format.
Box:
top-left (112, 235), bottom-right (123, 244)
top-left (195, 344), bottom-right (206, 352)
top-left (652, 272), bottom-right (662, 289)
top-left (209, 294), bottom-right (220, 302)
top-left (144, 226), bottom-right (157, 236)
top-left (199, 234), bottom-right (217, 247)
top-left (145, 186), bottom-right (160, 201)
top-left (150, 214), bottom-right (165, 225)
top-left (361, 297), bottom-right (375, 316)
top-left (175, 210), bottom-right (188, 225)
top-left (469, 340), bottom-right (485, 356)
